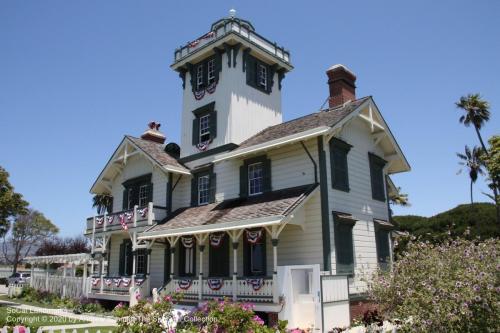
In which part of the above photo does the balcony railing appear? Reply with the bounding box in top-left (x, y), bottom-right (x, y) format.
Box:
top-left (86, 202), bottom-right (167, 233)
top-left (173, 19), bottom-right (291, 65)
top-left (87, 274), bottom-right (150, 301)
top-left (162, 277), bottom-right (274, 303)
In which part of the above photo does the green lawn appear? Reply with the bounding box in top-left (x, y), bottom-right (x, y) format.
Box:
top-left (0, 304), bottom-right (89, 328)
top-left (0, 295), bottom-right (59, 309)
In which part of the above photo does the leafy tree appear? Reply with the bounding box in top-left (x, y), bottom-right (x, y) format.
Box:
top-left (92, 194), bottom-right (113, 214)
top-left (456, 94), bottom-right (499, 222)
top-left (0, 166), bottom-right (28, 237)
top-left (2, 209), bottom-right (59, 273)
top-left (35, 236), bottom-right (90, 256)
top-left (389, 187), bottom-right (410, 207)
top-left (482, 135), bottom-right (500, 204)
top-left (457, 145), bottom-right (485, 206)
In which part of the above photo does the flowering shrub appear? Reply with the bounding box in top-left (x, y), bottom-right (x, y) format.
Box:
top-left (368, 236), bottom-right (499, 332)
top-left (176, 298), bottom-right (287, 333)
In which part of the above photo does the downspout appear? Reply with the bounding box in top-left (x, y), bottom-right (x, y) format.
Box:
top-left (300, 141), bottom-right (318, 184)
top-left (317, 136), bottom-right (332, 273)
top-left (166, 173), bottom-right (173, 216)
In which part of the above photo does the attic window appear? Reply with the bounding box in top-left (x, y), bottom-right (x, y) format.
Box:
top-left (258, 64), bottom-right (267, 90)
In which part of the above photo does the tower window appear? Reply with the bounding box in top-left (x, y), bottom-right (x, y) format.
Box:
top-left (198, 175), bottom-right (210, 205)
top-left (196, 64), bottom-right (204, 90)
top-left (258, 64), bottom-right (267, 90)
top-left (199, 114), bottom-right (210, 142)
top-left (138, 184), bottom-right (149, 207)
top-left (248, 162), bottom-right (264, 196)
top-left (207, 59), bottom-right (215, 85)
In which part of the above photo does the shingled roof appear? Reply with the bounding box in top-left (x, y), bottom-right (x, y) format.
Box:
top-left (126, 135), bottom-right (189, 172)
top-left (236, 97), bottom-right (370, 149)
top-left (144, 184), bottom-right (318, 235)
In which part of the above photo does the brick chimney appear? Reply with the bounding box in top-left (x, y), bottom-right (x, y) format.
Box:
top-left (140, 121), bottom-right (166, 144)
top-left (326, 64), bottom-right (356, 108)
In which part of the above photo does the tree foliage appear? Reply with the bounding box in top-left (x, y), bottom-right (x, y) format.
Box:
top-left (368, 237), bottom-right (499, 332)
top-left (2, 209), bottom-right (58, 273)
top-left (482, 135), bottom-right (500, 204)
top-left (92, 194), bottom-right (113, 214)
top-left (35, 236), bottom-right (90, 256)
top-left (457, 145), bottom-right (485, 205)
top-left (0, 166), bottom-right (28, 237)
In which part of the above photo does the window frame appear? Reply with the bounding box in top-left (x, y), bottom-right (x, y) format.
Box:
top-left (136, 249), bottom-right (147, 275)
top-left (207, 58), bottom-right (215, 85)
top-left (196, 64), bottom-right (204, 90)
top-left (240, 155), bottom-right (271, 198)
top-left (198, 174), bottom-right (210, 206)
top-left (329, 138), bottom-right (352, 192)
top-left (179, 241), bottom-right (196, 277)
top-left (258, 63), bottom-right (267, 90)
top-left (244, 231), bottom-right (267, 277)
top-left (248, 162), bottom-right (264, 196)
top-left (199, 114), bottom-right (211, 143)
top-left (369, 153), bottom-right (387, 201)
top-left (122, 174), bottom-right (152, 210)
top-left (138, 184), bottom-right (149, 207)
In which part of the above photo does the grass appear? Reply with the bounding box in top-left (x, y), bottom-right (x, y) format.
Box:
top-left (0, 304), bottom-right (90, 328)
top-left (0, 295), bottom-right (59, 309)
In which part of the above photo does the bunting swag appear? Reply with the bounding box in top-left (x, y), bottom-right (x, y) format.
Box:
top-left (178, 279), bottom-right (192, 290)
top-left (209, 233), bottom-right (225, 248)
top-left (246, 229), bottom-right (263, 244)
top-left (194, 89), bottom-right (205, 100)
top-left (246, 278), bottom-right (264, 291)
top-left (118, 213), bottom-right (129, 230)
top-left (106, 215), bottom-right (114, 224)
top-left (95, 217), bottom-right (104, 225)
top-left (121, 277), bottom-right (132, 287)
top-left (135, 278), bottom-right (145, 286)
top-left (113, 278), bottom-right (122, 287)
top-left (188, 31), bottom-right (215, 48)
top-left (193, 82), bottom-right (218, 100)
top-left (138, 207), bottom-right (148, 218)
top-left (91, 278), bottom-right (100, 286)
top-left (181, 236), bottom-right (195, 249)
top-left (207, 278), bottom-right (223, 291)
top-left (206, 82), bottom-right (217, 94)
top-left (196, 141), bottom-right (210, 152)
top-left (104, 278), bottom-right (112, 287)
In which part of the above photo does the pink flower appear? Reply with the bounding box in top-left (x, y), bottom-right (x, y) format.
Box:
top-left (17, 327), bottom-right (26, 333)
top-left (164, 295), bottom-right (172, 302)
top-left (252, 315), bottom-right (264, 326)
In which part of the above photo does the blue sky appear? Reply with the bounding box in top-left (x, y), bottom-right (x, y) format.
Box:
top-left (1, 1), bottom-right (499, 236)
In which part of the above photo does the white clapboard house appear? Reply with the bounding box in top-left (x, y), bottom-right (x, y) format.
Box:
top-left (85, 11), bottom-right (410, 330)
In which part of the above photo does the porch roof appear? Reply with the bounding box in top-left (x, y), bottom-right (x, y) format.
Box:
top-left (139, 184), bottom-right (318, 239)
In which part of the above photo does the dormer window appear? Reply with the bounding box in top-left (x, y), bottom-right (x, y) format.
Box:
top-left (207, 59), bottom-right (215, 85)
top-left (196, 64), bottom-right (204, 90)
top-left (258, 64), bottom-right (267, 90)
top-left (138, 184), bottom-right (149, 207)
top-left (248, 162), bottom-right (264, 196)
top-left (198, 175), bottom-right (210, 205)
top-left (199, 114), bottom-right (211, 143)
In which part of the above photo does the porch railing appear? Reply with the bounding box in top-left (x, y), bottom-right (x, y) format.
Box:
top-left (87, 275), bottom-right (150, 300)
top-left (162, 277), bottom-right (274, 303)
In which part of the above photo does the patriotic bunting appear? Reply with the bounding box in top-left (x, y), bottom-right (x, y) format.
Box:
top-left (246, 229), bottom-right (263, 244)
top-left (138, 207), bottom-right (148, 218)
top-left (121, 277), bottom-right (131, 287)
top-left (209, 233), bottom-right (225, 248)
top-left (206, 82), bottom-right (217, 94)
top-left (178, 279), bottom-right (192, 290)
top-left (125, 211), bottom-right (134, 221)
top-left (118, 214), bottom-right (128, 230)
top-left (104, 278), bottom-right (112, 287)
top-left (91, 278), bottom-right (100, 286)
top-left (113, 278), bottom-right (122, 287)
top-left (194, 89), bottom-right (205, 100)
top-left (188, 31), bottom-right (215, 48)
top-left (135, 278), bottom-right (145, 286)
top-left (207, 278), bottom-right (223, 291)
top-left (196, 141), bottom-right (210, 152)
top-left (193, 82), bottom-right (218, 101)
top-left (95, 217), bottom-right (104, 225)
top-left (106, 215), bottom-right (114, 224)
top-left (181, 236), bottom-right (195, 249)
top-left (246, 278), bottom-right (264, 291)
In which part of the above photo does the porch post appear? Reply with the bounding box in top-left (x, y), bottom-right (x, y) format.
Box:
top-left (45, 263), bottom-right (49, 290)
top-left (132, 232), bottom-right (137, 286)
top-left (170, 247), bottom-right (175, 280)
top-left (198, 244), bottom-right (205, 301)
top-left (272, 239), bottom-right (279, 304)
top-left (232, 241), bottom-right (239, 302)
top-left (148, 202), bottom-right (154, 225)
top-left (62, 263), bottom-right (67, 298)
top-left (100, 256), bottom-right (105, 293)
top-left (29, 265), bottom-right (34, 287)
top-left (82, 262), bottom-right (88, 296)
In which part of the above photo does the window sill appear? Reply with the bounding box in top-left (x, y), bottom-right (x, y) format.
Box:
top-left (332, 185), bottom-right (350, 192)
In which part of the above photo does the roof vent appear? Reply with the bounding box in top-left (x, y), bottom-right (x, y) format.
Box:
top-left (140, 121), bottom-right (166, 144)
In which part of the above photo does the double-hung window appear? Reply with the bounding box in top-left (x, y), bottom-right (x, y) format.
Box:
top-left (198, 175), bottom-right (210, 205)
top-left (207, 59), bottom-right (215, 85)
top-left (136, 249), bottom-right (147, 275)
top-left (138, 184), bottom-right (149, 207)
top-left (245, 54), bottom-right (273, 94)
top-left (196, 64), bottom-right (204, 90)
top-left (199, 114), bottom-right (211, 143)
top-left (258, 64), bottom-right (267, 90)
top-left (248, 163), bottom-right (264, 196)
top-left (374, 219), bottom-right (393, 271)
top-left (244, 231), bottom-right (266, 276)
top-left (180, 240), bottom-right (196, 277)
top-left (122, 174), bottom-right (152, 210)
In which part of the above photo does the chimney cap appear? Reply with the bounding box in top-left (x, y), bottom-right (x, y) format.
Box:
top-left (140, 121), bottom-right (166, 144)
top-left (326, 64), bottom-right (356, 77)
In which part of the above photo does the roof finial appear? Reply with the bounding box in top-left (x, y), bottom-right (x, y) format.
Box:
top-left (229, 8), bottom-right (236, 18)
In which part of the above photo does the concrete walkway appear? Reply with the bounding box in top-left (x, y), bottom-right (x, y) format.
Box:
top-left (0, 299), bottom-right (117, 331)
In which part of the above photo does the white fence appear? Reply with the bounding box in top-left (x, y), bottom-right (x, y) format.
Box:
top-left (31, 274), bottom-right (85, 299)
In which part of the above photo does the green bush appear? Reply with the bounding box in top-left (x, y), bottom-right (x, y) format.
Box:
top-left (368, 236), bottom-right (499, 332)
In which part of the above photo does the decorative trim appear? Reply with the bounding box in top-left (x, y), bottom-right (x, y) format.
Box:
top-left (178, 69), bottom-right (187, 89)
top-left (232, 242), bottom-right (239, 250)
top-left (223, 43), bottom-right (232, 67)
top-left (232, 43), bottom-right (241, 67)
top-left (317, 136), bottom-right (332, 272)
top-left (271, 239), bottom-right (279, 247)
top-left (179, 143), bottom-right (238, 164)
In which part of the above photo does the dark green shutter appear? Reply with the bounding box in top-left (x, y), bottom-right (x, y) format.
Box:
top-left (375, 229), bottom-right (390, 270)
top-left (209, 172), bottom-right (217, 203)
top-left (178, 244), bottom-right (185, 276)
top-left (191, 177), bottom-right (198, 206)
top-left (369, 154), bottom-right (386, 201)
top-left (267, 64), bottom-right (276, 93)
top-left (332, 148), bottom-right (349, 191)
top-left (118, 242), bottom-right (125, 275)
top-left (213, 49), bottom-right (223, 82)
top-left (163, 245), bottom-right (171, 284)
top-left (262, 158), bottom-right (272, 193)
top-left (187, 63), bottom-right (196, 93)
top-left (122, 189), bottom-right (128, 210)
top-left (126, 241), bottom-right (133, 276)
top-left (239, 165), bottom-right (248, 197)
top-left (202, 61), bottom-right (208, 88)
top-left (147, 183), bottom-right (153, 205)
top-left (210, 111), bottom-right (217, 140)
top-left (209, 234), bottom-right (229, 277)
top-left (335, 222), bottom-right (354, 274)
top-left (246, 56), bottom-right (256, 86)
top-left (106, 239), bottom-right (111, 276)
top-left (192, 118), bottom-right (200, 145)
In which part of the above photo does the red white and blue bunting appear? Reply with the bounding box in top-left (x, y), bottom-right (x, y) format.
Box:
top-left (106, 215), bottom-right (114, 224)
top-left (196, 141), bottom-right (210, 152)
top-left (121, 277), bottom-right (131, 287)
top-left (138, 207), bottom-right (148, 218)
top-left (91, 278), bottom-right (100, 286)
top-left (193, 82), bottom-right (218, 101)
top-left (178, 279), bottom-right (192, 290)
top-left (207, 278), bottom-right (223, 291)
top-left (194, 89), bottom-right (205, 100)
top-left (135, 278), bottom-right (145, 286)
top-left (188, 31), bottom-right (215, 48)
top-left (104, 278), bottom-right (113, 287)
top-left (246, 229), bottom-right (263, 244)
top-left (209, 233), bottom-right (225, 248)
top-left (113, 278), bottom-right (122, 287)
top-left (246, 278), bottom-right (264, 291)
top-left (206, 82), bottom-right (217, 94)
top-left (95, 217), bottom-right (104, 225)
top-left (181, 236), bottom-right (195, 249)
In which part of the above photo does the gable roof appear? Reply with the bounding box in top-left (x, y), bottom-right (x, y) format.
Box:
top-left (90, 136), bottom-right (190, 194)
top-left (237, 97), bottom-right (370, 149)
top-left (140, 184), bottom-right (318, 238)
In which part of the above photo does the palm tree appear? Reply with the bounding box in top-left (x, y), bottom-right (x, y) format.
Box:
top-left (457, 146), bottom-right (485, 206)
top-left (92, 194), bottom-right (113, 215)
top-left (456, 94), bottom-right (490, 152)
top-left (389, 189), bottom-right (410, 207)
